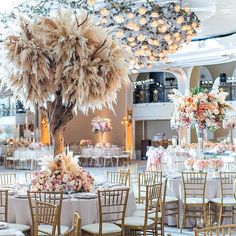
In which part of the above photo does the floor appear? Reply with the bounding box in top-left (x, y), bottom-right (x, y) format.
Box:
top-left (0, 160), bottom-right (195, 236)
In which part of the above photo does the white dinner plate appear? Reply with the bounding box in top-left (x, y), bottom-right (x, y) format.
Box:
top-left (14, 193), bottom-right (28, 199)
top-left (0, 222), bottom-right (8, 230)
top-left (75, 193), bottom-right (98, 199)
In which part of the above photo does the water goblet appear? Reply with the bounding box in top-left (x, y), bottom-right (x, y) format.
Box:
top-left (66, 183), bottom-right (74, 200)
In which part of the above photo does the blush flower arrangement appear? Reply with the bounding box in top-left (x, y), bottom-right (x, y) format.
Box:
top-left (91, 117), bottom-right (112, 134)
top-left (184, 158), bottom-right (224, 172)
top-left (169, 78), bottom-right (232, 131)
top-left (184, 158), bottom-right (196, 171)
top-left (32, 153), bottom-right (94, 192)
top-left (223, 116), bottom-right (236, 129)
top-left (208, 159), bottom-right (224, 171)
top-left (146, 148), bottom-right (164, 171)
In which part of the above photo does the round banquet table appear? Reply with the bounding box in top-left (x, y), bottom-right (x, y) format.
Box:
top-left (7, 191), bottom-right (136, 227)
top-left (165, 176), bottom-right (224, 226)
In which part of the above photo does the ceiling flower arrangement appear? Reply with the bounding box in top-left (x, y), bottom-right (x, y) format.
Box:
top-left (0, 0), bottom-right (200, 71)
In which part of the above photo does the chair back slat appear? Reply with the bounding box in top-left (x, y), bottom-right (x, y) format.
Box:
top-left (0, 173), bottom-right (16, 186)
top-left (25, 172), bottom-right (36, 183)
top-left (144, 183), bottom-right (162, 227)
top-left (107, 171), bottom-right (129, 186)
top-left (28, 191), bottom-right (63, 234)
top-left (35, 201), bottom-right (58, 236)
top-left (175, 161), bottom-right (185, 171)
top-left (0, 190), bottom-right (8, 222)
top-left (182, 172), bottom-right (207, 200)
top-left (138, 171), bottom-right (162, 204)
top-left (194, 224), bottom-right (236, 236)
top-left (220, 172), bottom-right (236, 197)
top-left (98, 188), bottom-right (129, 235)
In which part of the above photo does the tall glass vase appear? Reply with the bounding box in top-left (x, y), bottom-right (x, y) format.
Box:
top-left (195, 124), bottom-right (204, 160)
top-left (100, 132), bottom-right (105, 146)
top-left (229, 128), bottom-right (234, 145)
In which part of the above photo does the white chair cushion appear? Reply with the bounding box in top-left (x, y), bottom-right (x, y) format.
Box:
top-left (116, 216), bottom-right (154, 227)
top-left (165, 196), bottom-right (178, 203)
top-left (132, 210), bottom-right (162, 219)
top-left (9, 223), bottom-right (31, 232)
top-left (81, 223), bottom-right (121, 234)
top-left (38, 224), bottom-right (70, 234)
top-left (211, 197), bottom-right (236, 205)
top-left (184, 197), bottom-right (209, 204)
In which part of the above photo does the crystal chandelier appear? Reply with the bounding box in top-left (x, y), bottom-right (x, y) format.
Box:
top-left (0, 0), bottom-right (200, 71)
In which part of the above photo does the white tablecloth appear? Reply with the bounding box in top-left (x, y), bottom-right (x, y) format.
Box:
top-left (0, 228), bottom-right (24, 236)
top-left (81, 147), bottom-right (122, 157)
top-left (8, 191), bottom-right (136, 227)
top-left (166, 177), bottom-right (222, 226)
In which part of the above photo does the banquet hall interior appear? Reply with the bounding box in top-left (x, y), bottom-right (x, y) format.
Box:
top-left (1, 0), bottom-right (236, 235)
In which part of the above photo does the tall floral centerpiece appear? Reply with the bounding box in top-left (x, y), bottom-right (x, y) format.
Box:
top-left (32, 153), bottom-right (94, 192)
top-left (169, 79), bottom-right (232, 159)
top-left (223, 116), bottom-right (236, 145)
top-left (91, 117), bottom-right (112, 145)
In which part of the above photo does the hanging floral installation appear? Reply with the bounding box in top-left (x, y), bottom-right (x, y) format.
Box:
top-left (0, 0), bottom-right (200, 70)
top-left (0, 10), bottom-right (130, 155)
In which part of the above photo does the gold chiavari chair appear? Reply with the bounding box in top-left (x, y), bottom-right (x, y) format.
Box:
top-left (194, 224), bottom-right (236, 236)
top-left (0, 190), bottom-right (30, 233)
top-left (0, 190), bottom-right (8, 222)
top-left (0, 173), bottom-right (16, 186)
top-left (225, 162), bottom-right (236, 171)
top-left (61, 211), bottom-right (81, 236)
top-left (35, 201), bottom-right (59, 236)
top-left (82, 188), bottom-right (129, 236)
top-left (28, 191), bottom-right (69, 235)
top-left (107, 171), bottom-right (129, 186)
top-left (132, 178), bottom-right (167, 236)
top-left (117, 183), bottom-right (162, 236)
top-left (136, 171), bottom-right (162, 211)
top-left (25, 172), bottom-right (36, 183)
top-left (181, 172), bottom-right (208, 232)
top-left (210, 172), bottom-right (236, 225)
top-left (174, 161), bottom-right (185, 171)
top-left (118, 164), bottom-right (138, 189)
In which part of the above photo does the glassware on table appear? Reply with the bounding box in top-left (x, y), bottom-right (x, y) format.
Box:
top-left (66, 183), bottom-right (74, 200)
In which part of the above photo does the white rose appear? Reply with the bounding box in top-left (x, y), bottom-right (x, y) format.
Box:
top-left (214, 109), bottom-right (219, 115)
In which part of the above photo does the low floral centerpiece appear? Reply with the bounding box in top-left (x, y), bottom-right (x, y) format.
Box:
top-left (184, 158), bottom-right (196, 171)
top-left (184, 158), bottom-right (224, 172)
top-left (146, 148), bottom-right (164, 171)
top-left (91, 117), bottom-right (112, 144)
top-left (32, 153), bottom-right (94, 192)
top-left (208, 159), bottom-right (224, 172)
top-left (169, 78), bottom-right (232, 159)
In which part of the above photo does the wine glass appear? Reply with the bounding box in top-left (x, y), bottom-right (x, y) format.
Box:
top-left (66, 183), bottom-right (74, 200)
